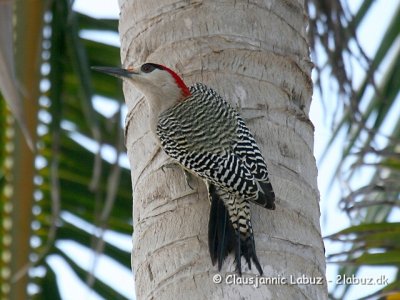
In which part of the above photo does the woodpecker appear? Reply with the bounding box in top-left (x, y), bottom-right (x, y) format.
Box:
top-left (93, 63), bottom-right (275, 275)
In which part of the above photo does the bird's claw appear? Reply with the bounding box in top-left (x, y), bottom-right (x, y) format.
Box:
top-left (161, 162), bottom-right (197, 190)
top-left (183, 170), bottom-right (196, 190)
top-left (161, 162), bottom-right (180, 173)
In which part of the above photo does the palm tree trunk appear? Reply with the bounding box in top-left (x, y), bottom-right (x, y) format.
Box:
top-left (120, 1), bottom-right (327, 299)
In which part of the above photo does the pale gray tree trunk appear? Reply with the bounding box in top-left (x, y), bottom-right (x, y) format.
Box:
top-left (119, 0), bottom-right (326, 299)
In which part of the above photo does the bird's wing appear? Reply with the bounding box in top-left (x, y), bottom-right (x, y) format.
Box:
top-left (159, 126), bottom-right (259, 199)
top-left (233, 116), bottom-right (276, 209)
top-left (157, 82), bottom-right (274, 207)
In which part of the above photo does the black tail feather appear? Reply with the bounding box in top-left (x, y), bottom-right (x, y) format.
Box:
top-left (208, 184), bottom-right (234, 268)
top-left (208, 183), bottom-right (263, 276)
top-left (241, 228), bottom-right (263, 275)
top-left (235, 228), bottom-right (242, 275)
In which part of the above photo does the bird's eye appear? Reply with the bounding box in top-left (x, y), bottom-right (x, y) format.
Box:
top-left (141, 63), bottom-right (155, 73)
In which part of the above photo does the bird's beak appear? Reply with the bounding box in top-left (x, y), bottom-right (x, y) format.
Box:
top-left (91, 66), bottom-right (138, 79)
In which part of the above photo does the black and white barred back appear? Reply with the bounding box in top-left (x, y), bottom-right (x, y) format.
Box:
top-left (157, 83), bottom-right (275, 275)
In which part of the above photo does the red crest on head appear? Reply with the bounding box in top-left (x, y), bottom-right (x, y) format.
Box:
top-left (159, 65), bottom-right (191, 99)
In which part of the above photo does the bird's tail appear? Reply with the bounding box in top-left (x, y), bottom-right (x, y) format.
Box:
top-left (208, 183), bottom-right (263, 276)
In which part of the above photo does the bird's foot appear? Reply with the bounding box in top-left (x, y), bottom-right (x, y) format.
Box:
top-left (161, 162), bottom-right (197, 190)
top-left (183, 169), bottom-right (197, 190)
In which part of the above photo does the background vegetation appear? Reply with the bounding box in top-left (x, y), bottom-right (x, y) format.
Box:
top-left (0, 0), bottom-right (399, 299)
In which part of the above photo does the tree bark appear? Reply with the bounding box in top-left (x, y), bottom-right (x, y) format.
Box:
top-left (119, 0), bottom-right (326, 299)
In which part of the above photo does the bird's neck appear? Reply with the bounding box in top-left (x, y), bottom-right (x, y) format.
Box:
top-left (147, 103), bottom-right (162, 136)
top-left (146, 94), bottom-right (177, 136)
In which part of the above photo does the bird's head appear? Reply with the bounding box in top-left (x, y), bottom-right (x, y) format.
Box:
top-left (92, 63), bottom-right (191, 104)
